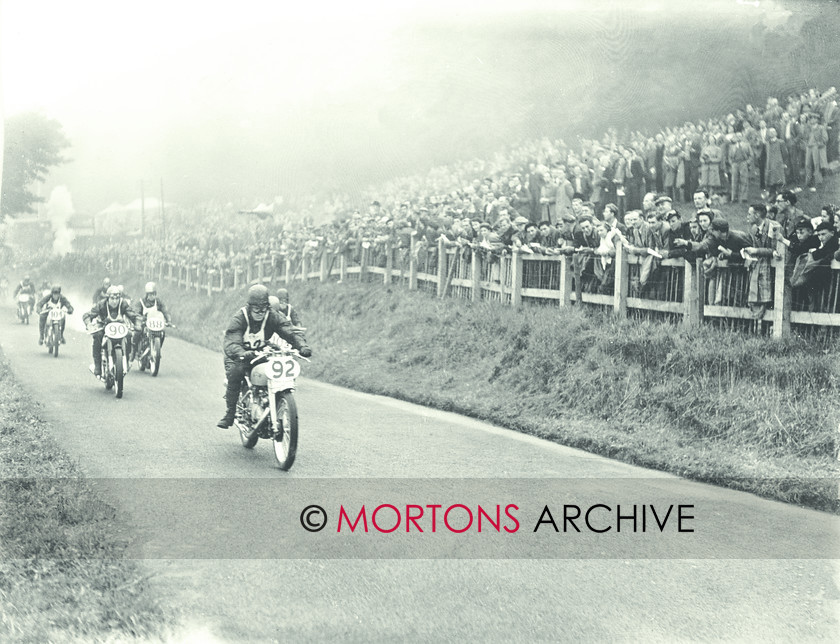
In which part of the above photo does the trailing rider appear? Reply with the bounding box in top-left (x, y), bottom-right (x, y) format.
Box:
top-left (92, 277), bottom-right (112, 304)
top-left (13, 275), bottom-right (36, 313)
top-left (218, 284), bottom-right (312, 428)
top-left (130, 282), bottom-right (172, 362)
top-left (82, 285), bottom-right (140, 378)
top-left (37, 285), bottom-right (75, 345)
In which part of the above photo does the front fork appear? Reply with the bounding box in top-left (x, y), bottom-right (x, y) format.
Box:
top-left (267, 385), bottom-right (290, 439)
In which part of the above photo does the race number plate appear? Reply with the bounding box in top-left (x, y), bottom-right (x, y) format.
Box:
top-left (48, 308), bottom-right (65, 321)
top-left (147, 316), bottom-right (166, 331)
top-left (267, 356), bottom-right (301, 382)
top-left (17, 294), bottom-right (30, 303)
top-left (104, 322), bottom-right (128, 339)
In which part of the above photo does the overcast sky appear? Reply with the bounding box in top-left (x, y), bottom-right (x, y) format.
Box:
top-left (0, 0), bottom-right (813, 214)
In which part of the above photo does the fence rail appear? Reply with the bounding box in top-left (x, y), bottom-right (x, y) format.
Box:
top-left (85, 236), bottom-right (840, 338)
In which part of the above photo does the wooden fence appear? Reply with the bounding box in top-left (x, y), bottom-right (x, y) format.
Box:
top-left (96, 237), bottom-right (840, 339)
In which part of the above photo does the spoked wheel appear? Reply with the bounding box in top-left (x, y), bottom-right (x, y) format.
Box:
top-left (52, 327), bottom-right (59, 358)
top-left (237, 391), bottom-right (258, 448)
top-left (273, 391), bottom-right (298, 470)
top-left (114, 347), bottom-right (125, 398)
top-left (151, 337), bottom-right (161, 376)
top-left (47, 329), bottom-right (54, 355)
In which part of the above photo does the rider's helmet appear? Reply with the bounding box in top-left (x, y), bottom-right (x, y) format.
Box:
top-left (23, 275), bottom-right (31, 285)
top-left (145, 282), bottom-right (156, 294)
top-left (103, 277), bottom-right (111, 288)
top-left (247, 284), bottom-right (270, 314)
top-left (51, 285), bottom-right (61, 297)
top-left (276, 288), bottom-right (289, 304)
top-left (106, 285), bottom-right (121, 303)
top-left (268, 295), bottom-right (281, 312)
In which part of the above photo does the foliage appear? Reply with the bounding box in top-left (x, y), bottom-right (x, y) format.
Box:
top-left (1, 112), bottom-right (71, 216)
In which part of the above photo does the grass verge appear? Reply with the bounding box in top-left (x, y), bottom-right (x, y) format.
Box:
top-left (57, 270), bottom-right (840, 513)
top-left (0, 347), bottom-right (171, 642)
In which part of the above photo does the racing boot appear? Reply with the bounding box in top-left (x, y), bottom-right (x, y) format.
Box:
top-left (217, 388), bottom-right (238, 428)
top-left (38, 335), bottom-right (44, 345)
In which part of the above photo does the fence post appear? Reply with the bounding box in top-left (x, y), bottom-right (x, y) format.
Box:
top-left (559, 254), bottom-right (572, 307)
top-left (436, 238), bottom-right (447, 298)
top-left (340, 253), bottom-right (347, 283)
top-left (320, 251), bottom-right (329, 282)
top-left (613, 243), bottom-right (627, 317)
top-left (682, 258), bottom-right (699, 327)
top-left (361, 245), bottom-right (370, 283)
top-left (246, 260), bottom-right (253, 285)
top-left (772, 243), bottom-right (790, 339)
top-left (510, 248), bottom-right (522, 307)
top-left (696, 258), bottom-right (706, 322)
top-left (471, 247), bottom-right (480, 302)
top-left (302, 254), bottom-right (311, 283)
top-left (285, 257), bottom-right (292, 285)
top-left (408, 235), bottom-right (418, 290)
top-left (257, 256), bottom-right (264, 283)
top-left (384, 241), bottom-right (393, 285)
top-left (207, 270), bottom-right (213, 297)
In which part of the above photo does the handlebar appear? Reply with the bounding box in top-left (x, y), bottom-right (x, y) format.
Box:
top-left (251, 345), bottom-right (311, 364)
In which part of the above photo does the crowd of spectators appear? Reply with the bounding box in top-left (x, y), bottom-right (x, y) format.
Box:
top-left (42, 86), bottom-right (840, 316)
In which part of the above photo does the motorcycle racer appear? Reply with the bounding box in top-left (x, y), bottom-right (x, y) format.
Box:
top-left (82, 285), bottom-right (140, 377)
top-left (274, 288), bottom-right (303, 327)
top-left (14, 275), bottom-right (36, 313)
top-left (92, 277), bottom-right (111, 304)
top-left (130, 282), bottom-right (171, 361)
top-left (37, 285), bottom-right (74, 345)
top-left (217, 284), bottom-right (312, 428)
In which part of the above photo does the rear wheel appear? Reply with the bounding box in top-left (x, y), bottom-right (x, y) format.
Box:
top-left (151, 336), bottom-right (161, 376)
top-left (273, 391), bottom-right (298, 470)
top-left (114, 347), bottom-right (124, 398)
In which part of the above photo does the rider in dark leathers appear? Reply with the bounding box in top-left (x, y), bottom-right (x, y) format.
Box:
top-left (217, 284), bottom-right (312, 428)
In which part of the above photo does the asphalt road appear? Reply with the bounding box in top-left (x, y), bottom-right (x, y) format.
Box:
top-left (1, 292), bottom-right (838, 642)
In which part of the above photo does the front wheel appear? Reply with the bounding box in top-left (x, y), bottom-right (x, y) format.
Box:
top-left (52, 325), bottom-right (60, 358)
top-left (151, 336), bottom-right (161, 376)
top-left (114, 347), bottom-right (124, 398)
top-left (273, 391), bottom-right (298, 470)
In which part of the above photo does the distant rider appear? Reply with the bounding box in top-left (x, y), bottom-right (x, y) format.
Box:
top-left (274, 288), bottom-right (303, 327)
top-left (13, 275), bottom-right (36, 313)
top-left (37, 285), bottom-right (74, 345)
top-left (130, 282), bottom-right (171, 361)
top-left (92, 277), bottom-right (111, 304)
top-left (82, 285), bottom-right (140, 377)
top-left (217, 284), bottom-right (312, 428)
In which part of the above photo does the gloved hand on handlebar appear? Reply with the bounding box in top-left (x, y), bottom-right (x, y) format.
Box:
top-left (299, 347), bottom-right (312, 358)
top-left (243, 351), bottom-right (257, 363)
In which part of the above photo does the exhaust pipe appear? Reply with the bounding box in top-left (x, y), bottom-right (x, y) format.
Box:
top-left (253, 408), bottom-right (271, 432)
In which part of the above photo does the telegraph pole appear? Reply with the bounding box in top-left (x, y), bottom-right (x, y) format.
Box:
top-left (160, 178), bottom-right (166, 242)
top-left (140, 180), bottom-right (145, 237)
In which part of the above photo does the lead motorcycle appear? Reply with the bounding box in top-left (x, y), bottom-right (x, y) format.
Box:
top-left (136, 310), bottom-right (173, 376)
top-left (235, 345), bottom-right (306, 470)
top-left (88, 318), bottom-right (131, 399)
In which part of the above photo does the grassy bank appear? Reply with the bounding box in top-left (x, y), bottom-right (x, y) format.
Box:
top-left (0, 349), bottom-right (171, 642)
top-left (61, 271), bottom-right (840, 512)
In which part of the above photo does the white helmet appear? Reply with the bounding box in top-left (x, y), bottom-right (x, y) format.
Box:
top-left (145, 282), bottom-right (156, 294)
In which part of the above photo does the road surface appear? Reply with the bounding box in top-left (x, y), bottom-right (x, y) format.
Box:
top-left (1, 295), bottom-right (837, 642)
